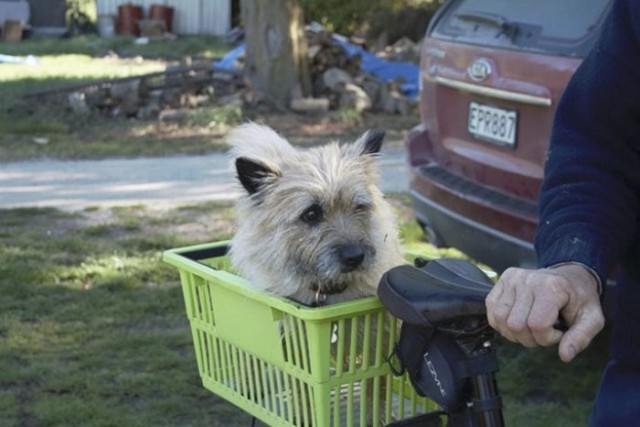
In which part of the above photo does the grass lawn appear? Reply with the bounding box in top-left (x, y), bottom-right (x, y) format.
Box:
top-left (0, 198), bottom-right (610, 427)
top-left (0, 203), bottom-right (248, 426)
top-left (0, 35), bottom-right (242, 162)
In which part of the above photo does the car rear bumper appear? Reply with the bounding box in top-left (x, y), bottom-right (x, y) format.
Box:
top-left (410, 187), bottom-right (536, 273)
top-left (406, 124), bottom-right (538, 273)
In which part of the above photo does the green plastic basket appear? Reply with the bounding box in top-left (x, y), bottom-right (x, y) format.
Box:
top-left (162, 241), bottom-right (437, 426)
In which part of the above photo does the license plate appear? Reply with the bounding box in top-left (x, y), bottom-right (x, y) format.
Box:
top-left (468, 101), bottom-right (517, 146)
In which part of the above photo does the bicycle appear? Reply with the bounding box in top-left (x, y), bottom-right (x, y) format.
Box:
top-left (378, 257), bottom-right (504, 427)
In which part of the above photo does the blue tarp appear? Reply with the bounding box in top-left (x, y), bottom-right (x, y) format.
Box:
top-left (214, 43), bottom-right (246, 71)
top-left (214, 35), bottom-right (419, 99)
top-left (331, 35), bottom-right (419, 99)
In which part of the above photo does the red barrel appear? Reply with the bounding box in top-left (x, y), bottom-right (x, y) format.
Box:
top-left (117, 4), bottom-right (143, 36)
top-left (149, 4), bottom-right (174, 33)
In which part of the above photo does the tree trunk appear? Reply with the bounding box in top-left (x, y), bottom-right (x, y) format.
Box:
top-left (242, 0), bottom-right (311, 110)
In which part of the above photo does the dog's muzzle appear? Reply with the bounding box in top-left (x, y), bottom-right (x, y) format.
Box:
top-left (337, 244), bottom-right (365, 272)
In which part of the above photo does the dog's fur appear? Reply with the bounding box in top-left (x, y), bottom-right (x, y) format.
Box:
top-left (227, 123), bottom-right (404, 306)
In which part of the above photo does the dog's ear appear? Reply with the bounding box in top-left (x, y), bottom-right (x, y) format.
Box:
top-left (235, 157), bottom-right (281, 195)
top-left (359, 129), bottom-right (385, 155)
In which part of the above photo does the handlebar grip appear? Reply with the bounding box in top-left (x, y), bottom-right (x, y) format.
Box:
top-left (554, 318), bottom-right (569, 332)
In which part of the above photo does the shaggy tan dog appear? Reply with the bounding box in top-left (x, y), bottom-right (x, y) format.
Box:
top-left (227, 123), bottom-right (404, 306)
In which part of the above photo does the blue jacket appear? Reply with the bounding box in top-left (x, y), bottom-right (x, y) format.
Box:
top-left (536, 0), bottom-right (640, 366)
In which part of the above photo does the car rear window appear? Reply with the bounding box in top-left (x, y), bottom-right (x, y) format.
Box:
top-left (430, 0), bottom-right (612, 57)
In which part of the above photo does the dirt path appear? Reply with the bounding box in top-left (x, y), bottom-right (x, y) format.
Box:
top-left (0, 142), bottom-right (408, 211)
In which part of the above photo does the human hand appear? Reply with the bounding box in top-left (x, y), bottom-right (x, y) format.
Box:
top-left (485, 264), bottom-right (605, 362)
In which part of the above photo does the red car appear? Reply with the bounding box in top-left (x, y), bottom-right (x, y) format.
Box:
top-left (407, 0), bottom-right (613, 273)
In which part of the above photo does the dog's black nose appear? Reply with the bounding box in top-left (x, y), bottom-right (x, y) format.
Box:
top-left (338, 244), bottom-right (365, 271)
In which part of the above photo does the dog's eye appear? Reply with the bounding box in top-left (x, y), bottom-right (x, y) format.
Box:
top-left (355, 203), bottom-right (372, 214)
top-left (300, 204), bottom-right (323, 225)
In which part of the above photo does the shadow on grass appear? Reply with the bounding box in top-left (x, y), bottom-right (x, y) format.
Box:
top-left (0, 205), bottom-right (249, 426)
top-left (497, 327), bottom-right (610, 426)
top-left (0, 76), bottom-right (233, 161)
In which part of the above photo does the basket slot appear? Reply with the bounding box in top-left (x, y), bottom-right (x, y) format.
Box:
top-left (360, 315), bottom-right (372, 371)
top-left (345, 381), bottom-right (356, 426)
top-left (371, 375), bottom-right (383, 426)
top-left (334, 318), bottom-right (346, 377)
top-left (288, 376), bottom-right (307, 426)
top-left (332, 311), bottom-right (389, 378)
top-left (190, 327), bottom-right (225, 383)
top-left (273, 363), bottom-right (287, 420)
top-left (264, 365), bottom-right (309, 425)
top-left (181, 273), bottom-right (217, 329)
top-left (251, 356), bottom-right (265, 409)
top-left (359, 377), bottom-right (369, 426)
top-left (223, 341), bottom-right (236, 389)
top-left (197, 279), bottom-right (216, 326)
top-left (233, 345), bottom-right (248, 398)
top-left (282, 315), bottom-right (311, 375)
top-left (348, 317), bottom-right (358, 373)
top-left (263, 359), bottom-right (278, 416)
top-left (197, 336), bottom-right (314, 425)
top-left (329, 380), bottom-right (392, 427)
top-left (376, 312), bottom-right (387, 365)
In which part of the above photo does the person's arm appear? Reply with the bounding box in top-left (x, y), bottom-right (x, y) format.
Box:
top-left (487, 0), bottom-right (640, 361)
top-left (536, 0), bottom-right (640, 281)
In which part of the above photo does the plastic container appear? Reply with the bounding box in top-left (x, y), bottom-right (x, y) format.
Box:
top-left (149, 4), bottom-right (174, 33)
top-left (116, 4), bottom-right (143, 36)
top-left (97, 14), bottom-right (115, 37)
top-left (1, 20), bottom-right (23, 41)
top-left (162, 241), bottom-right (436, 426)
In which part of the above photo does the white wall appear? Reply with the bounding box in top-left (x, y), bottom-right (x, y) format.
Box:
top-left (96, 0), bottom-right (231, 35)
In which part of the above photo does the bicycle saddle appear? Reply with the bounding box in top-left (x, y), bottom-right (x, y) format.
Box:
top-left (378, 258), bottom-right (494, 328)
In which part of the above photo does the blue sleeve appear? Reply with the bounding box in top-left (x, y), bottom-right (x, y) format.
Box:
top-left (535, 0), bottom-right (640, 283)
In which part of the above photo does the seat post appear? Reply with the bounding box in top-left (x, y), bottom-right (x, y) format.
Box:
top-left (463, 336), bottom-right (503, 427)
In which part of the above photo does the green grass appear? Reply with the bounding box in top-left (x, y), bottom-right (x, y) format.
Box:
top-left (497, 332), bottom-right (609, 426)
top-left (0, 203), bottom-right (245, 426)
top-left (0, 35), bottom-right (237, 161)
top-left (0, 34), bottom-right (230, 60)
top-left (0, 199), bottom-right (611, 426)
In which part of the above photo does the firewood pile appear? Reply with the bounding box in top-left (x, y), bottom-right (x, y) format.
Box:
top-left (25, 61), bottom-right (243, 122)
top-left (296, 27), bottom-right (419, 115)
top-left (28, 28), bottom-right (419, 120)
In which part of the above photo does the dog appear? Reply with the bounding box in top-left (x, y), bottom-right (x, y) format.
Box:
top-left (227, 122), bottom-right (405, 307)
top-left (225, 123), bottom-right (408, 424)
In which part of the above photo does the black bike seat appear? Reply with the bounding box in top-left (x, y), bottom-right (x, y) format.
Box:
top-left (378, 258), bottom-right (494, 327)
